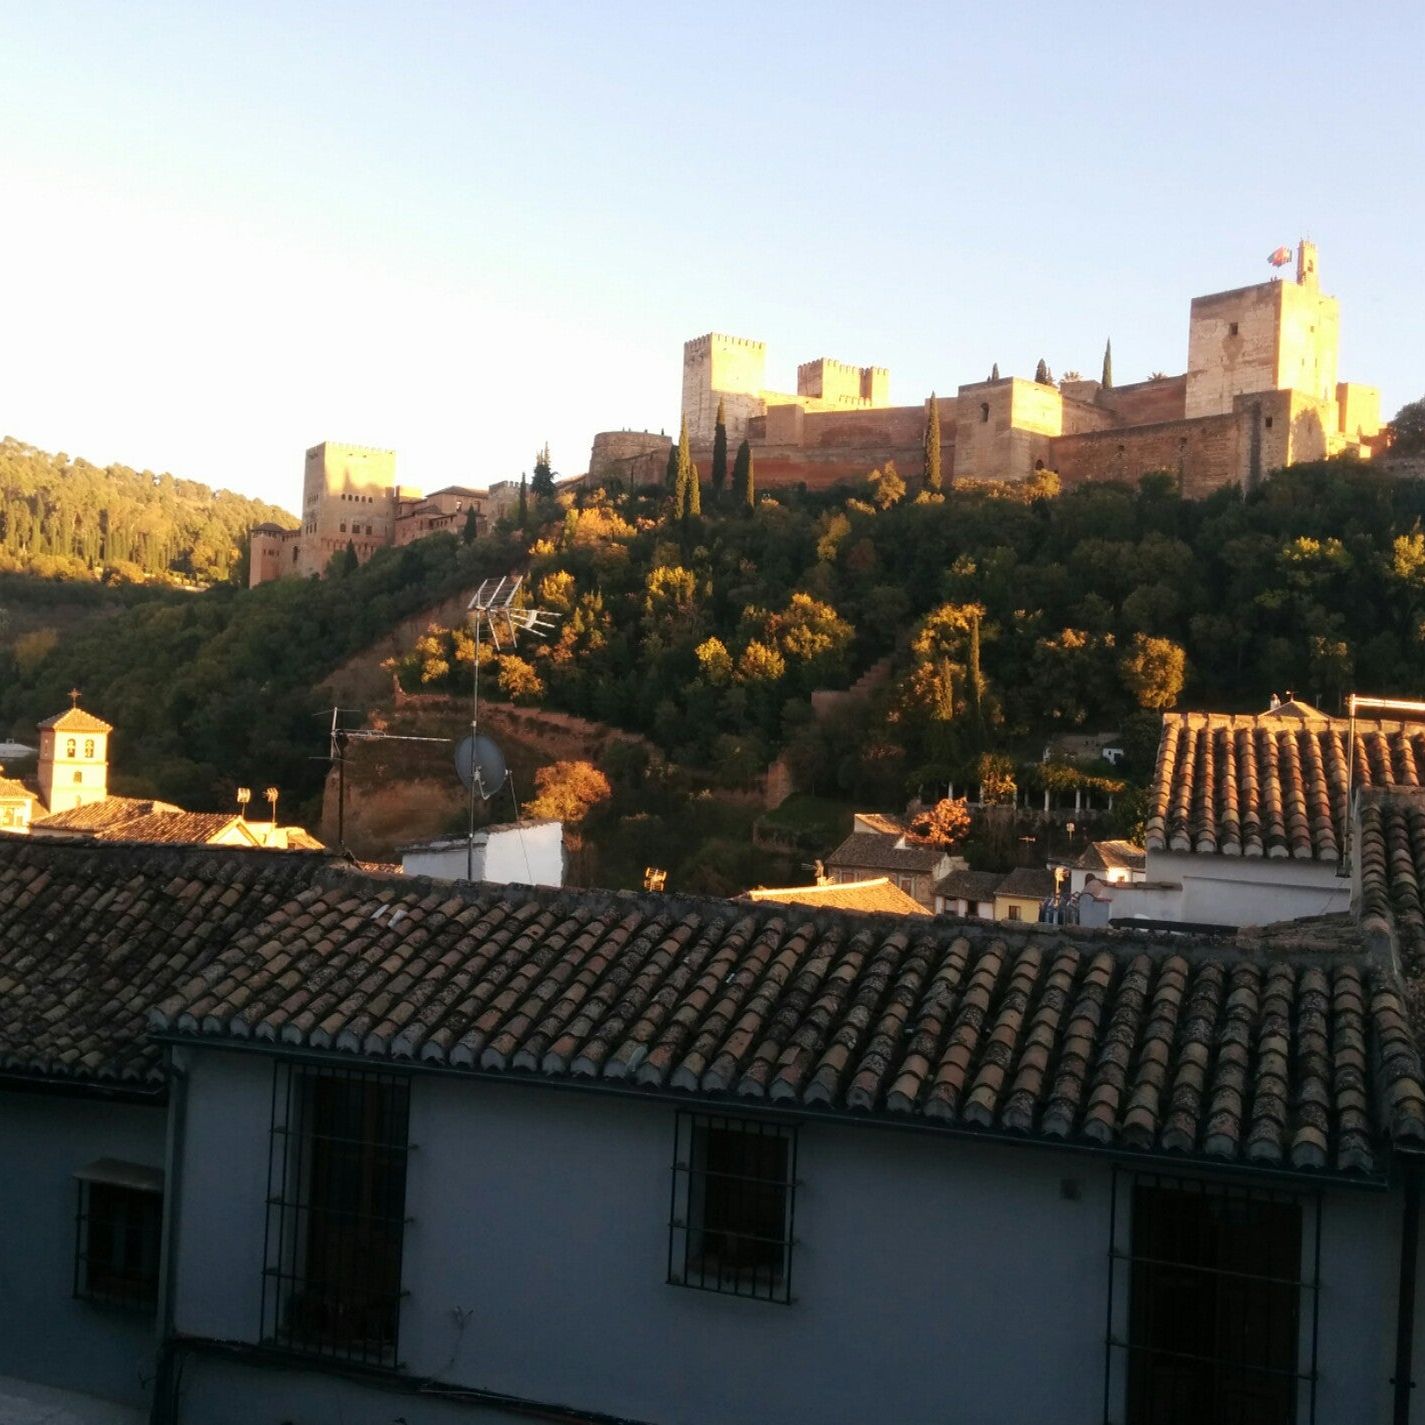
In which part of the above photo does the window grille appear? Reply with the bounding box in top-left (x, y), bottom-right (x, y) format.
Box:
top-left (73, 1162), bottom-right (163, 1310)
top-left (1103, 1168), bottom-right (1320, 1425)
top-left (668, 1112), bottom-right (797, 1304)
top-left (263, 1062), bottom-right (411, 1366)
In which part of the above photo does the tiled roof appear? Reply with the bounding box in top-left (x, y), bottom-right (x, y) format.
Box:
top-left (997, 867), bottom-right (1057, 900)
top-left (1357, 788), bottom-right (1425, 1018)
top-left (0, 839), bottom-right (330, 1086)
top-left (935, 869), bottom-right (1004, 903)
top-left (0, 776), bottom-right (34, 803)
top-left (32, 796), bottom-right (179, 833)
top-left (853, 812), bottom-right (907, 836)
top-left (1147, 708), bottom-right (1425, 862)
top-left (741, 879), bottom-right (929, 917)
top-left (148, 866), bottom-right (1425, 1177)
top-left (826, 832), bottom-right (942, 874)
top-left (1077, 840), bottom-right (1146, 873)
top-left (36, 707), bottom-right (113, 734)
top-left (91, 811), bottom-right (256, 846)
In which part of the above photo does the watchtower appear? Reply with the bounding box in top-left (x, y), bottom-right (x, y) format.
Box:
top-left (682, 334), bottom-right (768, 444)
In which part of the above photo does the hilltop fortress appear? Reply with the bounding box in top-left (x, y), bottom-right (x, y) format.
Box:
top-left (589, 242), bottom-right (1384, 497)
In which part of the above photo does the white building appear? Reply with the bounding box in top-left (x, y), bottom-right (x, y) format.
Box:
top-left (399, 819), bottom-right (563, 886)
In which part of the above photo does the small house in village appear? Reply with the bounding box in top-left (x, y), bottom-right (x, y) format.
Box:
top-left (824, 812), bottom-right (958, 910)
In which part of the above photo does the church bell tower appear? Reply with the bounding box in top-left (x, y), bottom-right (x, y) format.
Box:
top-left (36, 691), bottom-right (113, 815)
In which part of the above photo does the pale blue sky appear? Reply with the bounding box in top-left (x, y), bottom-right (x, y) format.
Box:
top-left (1, 1), bottom-right (1420, 509)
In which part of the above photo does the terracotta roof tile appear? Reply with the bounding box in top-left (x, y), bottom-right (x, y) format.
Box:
top-left (1148, 708), bottom-right (1425, 862)
top-left (935, 869), bottom-right (1004, 902)
top-left (997, 867), bottom-right (1057, 900)
top-left (0, 839), bottom-right (330, 1086)
top-left (741, 878), bottom-right (929, 917)
top-left (826, 832), bottom-right (942, 874)
top-left (142, 860), bottom-right (1425, 1177)
top-left (32, 796), bottom-right (181, 833)
top-left (36, 707), bottom-right (113, 734)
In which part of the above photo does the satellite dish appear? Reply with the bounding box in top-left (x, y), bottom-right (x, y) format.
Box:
top-left (455, 734), bottom-right (507, 799)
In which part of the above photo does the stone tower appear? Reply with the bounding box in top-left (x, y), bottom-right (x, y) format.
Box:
top-left (682, 334), bottom-right (768, 444)
top-left (1185, 239), bottom-right (1339, 420)
top-left (296, 442), bottom-right (400, 579)
top-left (37, 697), bottom-right (112, 815)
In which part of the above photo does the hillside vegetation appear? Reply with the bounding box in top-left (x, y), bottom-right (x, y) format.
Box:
top-left (0, 436), bottom-right (294, 584)
top-left (3, 457), bottom-right (1422, 849)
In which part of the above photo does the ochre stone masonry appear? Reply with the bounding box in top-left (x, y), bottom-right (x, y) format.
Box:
top-left (250, 444), bottom-right (487, 587)
top-left (590, 242), bottom-right (1383, 497)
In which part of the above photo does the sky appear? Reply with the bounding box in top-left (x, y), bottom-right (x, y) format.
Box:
top-left (0, 1), bottom-right (1421, 513)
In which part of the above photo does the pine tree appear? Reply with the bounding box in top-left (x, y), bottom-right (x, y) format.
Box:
top-left (517, 473), bottom-right (528, 529)
top-left (990, 362), bottom-right (1000, 381)
top-left (711, 398), bottom-right (728, 496)
top-left (1035, 358), bottom-right (1050, 385)
top-left (923, 392), bottom-right (943, 492)
top-left (1101, 338), bottom-right (1113, 390)
top-left (531, 443), bottom-right (555, 500)
top-left (733, 439), bottom-right (754, 513)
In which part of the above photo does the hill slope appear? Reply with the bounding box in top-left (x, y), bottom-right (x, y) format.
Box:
top-left (0, 436), bottom-right (295, 583)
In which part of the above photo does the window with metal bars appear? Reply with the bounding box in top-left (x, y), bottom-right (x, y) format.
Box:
top-left (73, 1163), bottom-right (163, 1310)
top-left (1103, 1168), bottom-right (1320, 1425)
top-left (668, 1112), bottom-right (797, 1304)
top-left (263, 1062), bottom-right (411, 1366)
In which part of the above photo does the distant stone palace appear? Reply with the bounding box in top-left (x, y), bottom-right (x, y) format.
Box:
top-left (587, 241), bottom-right (1383, 497)
top-left (248, 442), bottom-right (497, 587)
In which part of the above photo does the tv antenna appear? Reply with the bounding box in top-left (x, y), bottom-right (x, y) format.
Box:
top-left (461, 575), bottom-right (560, 879)
top-left (322, 708), bottom-right (453, 853)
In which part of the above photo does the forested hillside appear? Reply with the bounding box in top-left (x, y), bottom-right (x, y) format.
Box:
top-left (0, 437), bottom-right (295, 583)
top-left (2, 456), bottom-right (1422, 832)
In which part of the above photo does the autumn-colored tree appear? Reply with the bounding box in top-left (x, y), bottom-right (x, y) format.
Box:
top-left (695, 636), bottom-right (733, 685)
top-left (867, 460), bottom-right (905, 510)
top-left (523, 759), bottom-right (612, 824)
top-left (908, 796), bottom-right (972, 849)
top-left (736, 640), bottom-right (786, 683)
top-left (496, 653), bottom-right (545, 703)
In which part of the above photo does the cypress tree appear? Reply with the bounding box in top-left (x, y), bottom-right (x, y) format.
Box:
top-left (517, 473), bottom-right (528, 529)
top-left (342, 539), bottom-right (359, 575)
top-left (665, 442), bottom-right (679, 489)
top-left (1035, 358), bottom-right (1050, 385)
top-left (462, 505), bottom-right (479, 543)
top-left (733, 439), bottom-right (754, 513)
top-left (923, 392), bottom-right (943, 491)
top-left (711, 398), bottom-right (728, 495)
top-left (1101, 338), bottom-right (1113, 389)
top-left (967, 610), bottom-right (983, 741)
top-left (990, 362), bottom-right (1000, 381)
top-left (675, 415), bottom-right (700, 518)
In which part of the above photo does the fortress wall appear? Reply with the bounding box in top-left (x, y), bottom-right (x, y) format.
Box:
top-left (589, 430), bottom-right (672, 487)
top-left (1095, 375), bottom-right (1188, 426)
top-left (1050, 412), bottom-right (1240, 498)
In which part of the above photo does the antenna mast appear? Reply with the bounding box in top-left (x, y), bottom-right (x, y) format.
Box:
top-left (464, 575), bottom-right (560, 880)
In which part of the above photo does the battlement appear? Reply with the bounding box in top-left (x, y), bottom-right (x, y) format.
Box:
top-left (305, 441), bottom-right (397, 459)
top-left (684, 333), bottom-right (765, 355)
